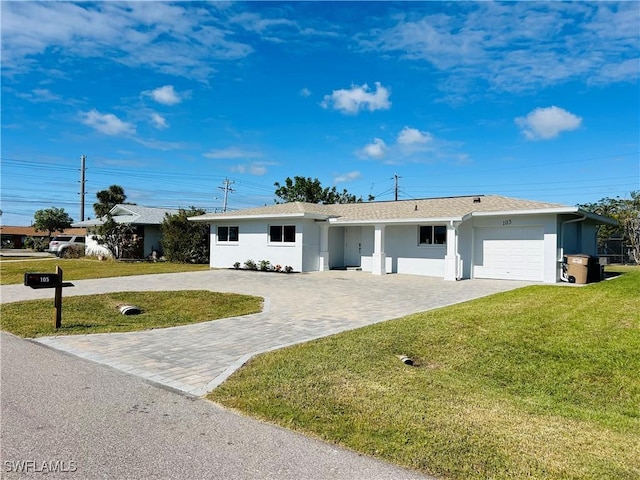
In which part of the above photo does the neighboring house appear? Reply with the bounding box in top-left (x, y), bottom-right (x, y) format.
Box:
top-left (189, 195), bottom-right (616, 283)
top-left (0, 226), bottom-right (86, 249)
top-left (72, 204), bottom-right (179, 258)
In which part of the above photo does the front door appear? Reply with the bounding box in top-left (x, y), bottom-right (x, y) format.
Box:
top-left (344, 227), bottom-right (362, 267)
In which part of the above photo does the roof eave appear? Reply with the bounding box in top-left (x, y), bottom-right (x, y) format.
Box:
top-left (577, 209), bottom-right (618, 226)
top-left (471, 206), bottom-right (580, 217)
top-left (471, 207), bottom-right (617, 225)
top-left (71, 220), bottom-right (104, 227)
top-left (328, 216), bottom-right (462, 225)
top-left (189, 212), bottom-right (330, 222)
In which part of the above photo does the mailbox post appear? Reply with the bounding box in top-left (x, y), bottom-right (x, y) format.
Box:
top-left (54, 266), bottom-right (63, 329)
top-left (24, 266), bottom-right (72, 329)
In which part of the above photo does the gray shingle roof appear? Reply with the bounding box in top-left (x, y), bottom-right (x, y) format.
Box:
top-left (72, 205), bottom-right (180, 227)
top-left (111, 205), bottom-right (180, 224)
top-left (189, 195), bottom-right (570, 224)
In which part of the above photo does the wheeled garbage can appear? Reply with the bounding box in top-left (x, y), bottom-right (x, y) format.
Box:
top-left (563, 254), bottom-right (601, 284)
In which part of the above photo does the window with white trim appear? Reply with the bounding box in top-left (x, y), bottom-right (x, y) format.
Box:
top-left (218, 226), bottom-right (239, 242)
top-left (269, 225), bottom-right (296, 243)
top-left (419, 225), bottom-right (447, 245)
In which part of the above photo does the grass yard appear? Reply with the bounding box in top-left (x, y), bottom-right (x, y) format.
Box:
top-left (1, 290), bottom-right (262, 337)
top-left (210, 268), bottom-right (640, 480)
top-left (0, 258), bottom-right (209, 285)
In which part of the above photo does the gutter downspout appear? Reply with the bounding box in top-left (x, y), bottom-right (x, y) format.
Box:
top-left (559, 214), bottom-right (587, 261)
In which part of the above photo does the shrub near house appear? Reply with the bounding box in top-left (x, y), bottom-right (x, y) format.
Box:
top-left (161, 208), bottom-right (210, 263)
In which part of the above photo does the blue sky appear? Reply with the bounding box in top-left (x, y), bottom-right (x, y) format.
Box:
top-left (1, 1), bottom-right (639, 226)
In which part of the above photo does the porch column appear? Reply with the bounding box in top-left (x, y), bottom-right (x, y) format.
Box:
top-left (318, 223), bottom-right (330, 271)
top-left (372, 224), bottom-right (386, 275)
top-left (444, 222), bottom-right (461, 281)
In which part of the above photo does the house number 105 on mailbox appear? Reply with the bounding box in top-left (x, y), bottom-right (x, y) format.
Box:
top-left (24, 273), bottom-right (60, 288)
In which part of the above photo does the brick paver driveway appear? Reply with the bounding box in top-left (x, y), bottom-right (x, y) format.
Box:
top-left (1, 270), bottom-right (530, 396)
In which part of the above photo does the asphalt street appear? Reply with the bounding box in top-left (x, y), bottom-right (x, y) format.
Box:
top-left (0, 332), bottom-right (433, 480)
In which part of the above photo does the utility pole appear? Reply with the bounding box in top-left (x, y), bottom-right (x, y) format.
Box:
top-left (218, 178), bottom-right (235, 212)
top-left (79, 155), bottom-right (87, 221)
top-left (393, 173), bottom-right (401, 201)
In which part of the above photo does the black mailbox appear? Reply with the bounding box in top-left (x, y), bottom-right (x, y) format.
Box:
top-left (24, 272), bottom-right (61, 288)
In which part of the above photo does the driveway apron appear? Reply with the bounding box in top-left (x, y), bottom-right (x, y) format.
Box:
top-left (1, 270), bottom-right (530, 396)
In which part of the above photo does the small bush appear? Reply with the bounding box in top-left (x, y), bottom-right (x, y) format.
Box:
top-left (233, 262), bottom-right (241, 269)
top-left (244, 259), bottom-right (257, 270)
top-left (61, 245), bottom-right (85, 259)
top-left (24, 237), bottom-right (49, 252)
top-left (259, 260), bottom-right (271, 271)
top-left (284, 266), bottom-right (294, 273)
top-left (273, 264), bottom-right (282, 273)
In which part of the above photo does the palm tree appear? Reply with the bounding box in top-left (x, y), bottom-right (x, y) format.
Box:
top-left (93, 185), bottom-right (127, 217)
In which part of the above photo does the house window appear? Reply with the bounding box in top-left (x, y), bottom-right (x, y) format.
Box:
top-left (419, 225), bottom-right (447, 245)
top-left (218, 226), bottom-right (239, 242)
top-left (284, 225), bottom-right (296, 243)
top-left (269, 225), bottom-right (295, 243)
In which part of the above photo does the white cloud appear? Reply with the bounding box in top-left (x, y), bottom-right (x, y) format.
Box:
top-left (397, 126), bottom-right (433, 145)
top-left (321, 82), bottom-right (391, 115)
top-left (1, 2), bottom-right (253, 80)
top-left (230, 12), bottom-right (297, 34)
top-left (204, 147), bottom-right (262, 159)
top-left (145, 85), bottom-right (182, 105)
top-left (16, 88), bottom-right (62, 103)
top-left (360, 138), bottom-right (388, 159)
top-left (359, 2), bottom-right (639, 95)
top-left (134, 138), bottom-right (185, 151)
top-left (81, 109), bottom-right (135, 136)
top-left (228, 11), bottom-right (339, 43)
top-left (334, 171), bottom-right (361, 183)
top-left (356, 127), bottom-right (467, 165)
top-left (593, 58), bottom-right (640, 85)
top-left (515, 106), bottom-right (582, 140)
top-left (300, 87), bottom-right (312, 97)
top-left (232, 163), bottom-right (268, 176)
top-left (150, 113), bottom-right (168, 129)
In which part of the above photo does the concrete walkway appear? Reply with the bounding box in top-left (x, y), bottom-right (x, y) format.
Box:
top-left (1, 270), bottom-right (531, 396)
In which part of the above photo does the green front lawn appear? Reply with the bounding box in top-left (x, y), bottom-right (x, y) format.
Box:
top-left (1, 291), bottom-right (262, 337)
top-left (0, 258), bottom-right (209, 285)
top-left (210, 268), bottom-right (640, 480)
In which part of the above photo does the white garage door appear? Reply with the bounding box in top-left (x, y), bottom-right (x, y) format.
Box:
top-left (473, 226), bottom-right (544, 281)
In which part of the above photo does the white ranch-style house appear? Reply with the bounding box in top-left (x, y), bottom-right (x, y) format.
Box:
top-left (73, 204), bottom-right (179, 258)
top-left (189, 195), bottom-right (616, 283)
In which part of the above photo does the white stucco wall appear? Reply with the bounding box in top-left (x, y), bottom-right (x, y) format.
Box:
top-left (360, 255), bottom-right (393, 273)
top-left (560, 217), bottom-right (599, 257)
top-left (383, 225), bottom-right (446, 277)
top-left (301, 220), bottom-right (321, 272)
top-left (580, 222), bottom-right (599, 256)
top-left (328, 228), bottom-right (345, 269)
top-left (457, 221), bottom-right (473, 279)
top-left (209, 219), bottom-right (310, 271)
top-left (85, 225), bottom-right (163, 259)
top-left (143, 225), bottom-right (164, 257)
top-left (469, 214), bottom-right (559, 283)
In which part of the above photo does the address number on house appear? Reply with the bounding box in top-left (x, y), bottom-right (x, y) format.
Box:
top-left (502, 219), bottom-right (512, 226)
top-left (24, 273), bottom-right (60, 288)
